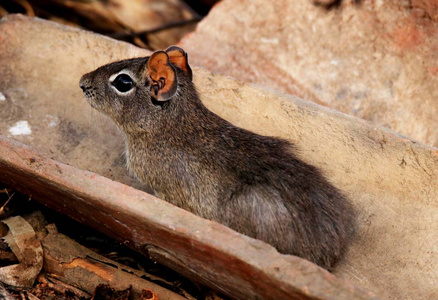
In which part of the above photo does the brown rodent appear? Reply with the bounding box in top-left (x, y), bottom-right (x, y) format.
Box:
top-left (79, 46), bottom-right (355, 270)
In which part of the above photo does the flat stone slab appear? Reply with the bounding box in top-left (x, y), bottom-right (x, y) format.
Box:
top-left (0, 14), bottom-right (438, 299)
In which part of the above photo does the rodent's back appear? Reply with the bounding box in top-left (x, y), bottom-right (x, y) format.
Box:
top-left (136, 94), bottom-right (355, 269)
top-left (217, 122), bottom-right (353, 269)
top-left (217, 132), bottom-right (355, 269)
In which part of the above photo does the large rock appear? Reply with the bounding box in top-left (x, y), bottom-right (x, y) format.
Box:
top-left (180, 0), bottom-right (438, 147)
top-left (0, 14), bottom-right (438, 299)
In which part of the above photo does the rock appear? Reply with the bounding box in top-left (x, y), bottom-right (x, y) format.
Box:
top-left (67, 0), bottom-right (198, 49)
top-left (1, 14), bottom-right (438, 299)
top-left (0, 14), bottom-right (149, 190)
top-left (4, 0), bottom-right (198, 50)
top-left (312, 0), bottom-right (339, 7)
top-left (0, 135), bottom-right (378, 300)
top-left (179, 0), bottom-right (438, 147)
top-left (411, 0), bottom-right (438, 21)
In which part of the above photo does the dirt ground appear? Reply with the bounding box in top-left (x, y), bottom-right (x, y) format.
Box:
top-left (0, 15), bottom-right (437, 299)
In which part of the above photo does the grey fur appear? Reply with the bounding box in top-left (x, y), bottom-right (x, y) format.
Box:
top-left (79, 49), bottom-right (355, 270)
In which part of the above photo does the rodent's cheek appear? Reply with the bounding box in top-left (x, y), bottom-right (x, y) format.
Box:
top-left (111, 97), bottom-right (124, 112)
top-left (87, 98), bottom-right (99, 110)
top-left (86, 97), bottom-right (102, 112)
top-left (84, 91), bottom-right (105, 112)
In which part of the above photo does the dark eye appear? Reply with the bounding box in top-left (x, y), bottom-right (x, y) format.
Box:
top-left (112, 74), bottom-right (134, 93)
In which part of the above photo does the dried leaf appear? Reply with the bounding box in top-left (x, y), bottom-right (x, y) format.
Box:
top-left (0, 216), bottom-right (43, 287)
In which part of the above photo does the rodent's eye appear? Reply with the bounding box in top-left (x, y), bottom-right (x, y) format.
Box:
top-left (111, 74), bottom-right (134, 93)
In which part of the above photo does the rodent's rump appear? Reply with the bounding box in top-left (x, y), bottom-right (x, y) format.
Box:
top-left (79, 46), bottom-right (356, 270)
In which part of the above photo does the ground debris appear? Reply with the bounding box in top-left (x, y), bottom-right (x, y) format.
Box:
top-left (0, 186), bottom-right (220, 300)
top-left (91, 284), bottom-right (131, 300)
top-left (0, 216), bottom-right (43, 287)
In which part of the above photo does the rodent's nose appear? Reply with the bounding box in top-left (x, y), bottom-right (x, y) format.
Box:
top-left (79, 75), bottom-right (91, 92)
top-left (79, 81), bottom-right (86, 92)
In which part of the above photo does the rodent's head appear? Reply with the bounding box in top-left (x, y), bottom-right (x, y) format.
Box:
top-left (79, 46), bottom-right (193, 130)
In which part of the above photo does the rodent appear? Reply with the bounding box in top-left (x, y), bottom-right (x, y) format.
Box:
top-left (79, 46), bottom-right (355, 270)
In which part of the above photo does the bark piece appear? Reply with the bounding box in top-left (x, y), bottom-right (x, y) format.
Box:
top-left (91, 284), bottom-right (131, 300)
top-left (0, 281), bottom-right (15, 300)
top-left (38, 274), bottom-right (91, 299)
top-left (140, 289), bottom-right (159, 300)
top-left (42, 225), bottom-right (186, 300)
top-left (0, 216), bottom-right (43, 287)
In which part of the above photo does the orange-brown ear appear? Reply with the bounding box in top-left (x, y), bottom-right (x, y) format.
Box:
top-left (166, 46), bottom-right (193, 81)
top-left (147, 51), bottom-right (177, 101)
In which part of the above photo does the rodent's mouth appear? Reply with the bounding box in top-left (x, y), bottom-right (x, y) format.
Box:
top-left (82, 91), bottom-right (94, 104)
top-left (79, 88), bottom-right (100, 111)
top-left (85, 96), bottom-right (98, 109)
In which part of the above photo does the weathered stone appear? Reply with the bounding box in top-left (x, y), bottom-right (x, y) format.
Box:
top-left (180, 0), bottom-right (438, 147)
top-left (0, 14), bottom-right (437, 299)
top-left (0, 135), bottom-right (378, 300)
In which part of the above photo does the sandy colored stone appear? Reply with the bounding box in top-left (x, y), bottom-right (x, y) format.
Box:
top-left (0, 14), bottom-right (437, 299)
top-left (180, 0), bottom-right (438, 147)
top-left (0, 15), bottom-right (149, 190)
top-left (0, 136), bottom-right (378, 300)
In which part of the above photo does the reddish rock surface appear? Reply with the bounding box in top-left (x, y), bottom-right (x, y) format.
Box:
top-left (411, 0), bottom-right (438, 21)
top-left (180, 0), bottom-right (438, 147)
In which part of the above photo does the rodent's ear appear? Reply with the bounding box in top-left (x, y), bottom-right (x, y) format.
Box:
top-left (166, 46), bottom-right (193, 81)
top-left (147, 51), bottom-right (178, 101)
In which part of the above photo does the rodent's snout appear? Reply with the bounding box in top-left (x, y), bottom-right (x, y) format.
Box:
top-left (79, 75), bottom-right (94, 95)
top-left (79, 75), bottom-right (88, 91)
top-left (79, 81), bottom-right (86, 92)
top-left (79, 75), bottom-right (96, 102)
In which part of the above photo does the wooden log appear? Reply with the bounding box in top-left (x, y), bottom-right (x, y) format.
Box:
top-left (0, 135), bottom-right (379, 300)
top-left (41, 224), bottom-right (181, 300)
